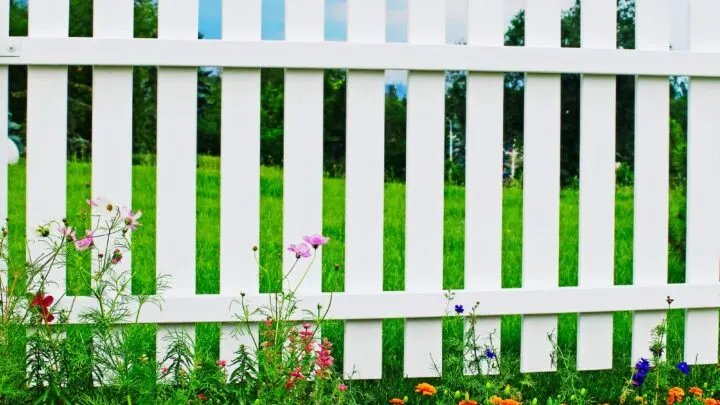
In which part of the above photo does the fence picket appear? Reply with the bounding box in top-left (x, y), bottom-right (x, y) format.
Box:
top-left (404, 0), bottom-right (446, 378)
top-left (0, 0), bottom-right (8, 298)
top-left (576, 0), bottom-right (616, 371)
top-left (91, 0), bottom-right (134, 385)
top-left (520, 0), bottom-right (561, 373)
top-left (631, 0), bottom-right (670, 365)
top-left (684, 0), bottom-right (720, 365)
top-left (464, 0), bottom-right (504, 376)
top-left (155, 0), bottom-right (199, 370)
top-left (219, 0), bottom-right (262, 375)
top-left (282, 0), bottom-right (324, 294)
top-left (26, 0), bottom-right (69, 299)
top-left (343, 0), bottom-right (386, 380)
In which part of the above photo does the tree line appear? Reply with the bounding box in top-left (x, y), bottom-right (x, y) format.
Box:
top-left (8, 0), bottom-right (688, 187)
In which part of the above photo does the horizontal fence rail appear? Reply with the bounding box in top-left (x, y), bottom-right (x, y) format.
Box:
top-left (5, 38), bottom-right (720, 76)
top-left (1, 0), bottom-right (719, 382)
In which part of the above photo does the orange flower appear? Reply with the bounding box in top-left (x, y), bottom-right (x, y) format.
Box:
top-left (490, 396), bottom-right (503, 405)
top-left (459, 400), bottom-right (478, 405)
top-left (389, 399), bottom-right (405, 405)
top-left (668, 387), bottom-right (685, 405)
top-left (415, 383), bottom-right (437, 396)
top-left (704, 399), bottom-right (718, 405)
top-left (689, 387), bottom-right (703, 398)
top-left (502, 400), bottom-right (522, 405)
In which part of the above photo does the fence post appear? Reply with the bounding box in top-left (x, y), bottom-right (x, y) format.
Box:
top-left (464, 0), bottom-right (504, 376)
top-left (631, 0), bottom-right (671, 364)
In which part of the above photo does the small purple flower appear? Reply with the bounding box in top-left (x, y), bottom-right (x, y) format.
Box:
top-left (454, 304), bottom-right (464, 314)
top-left (303, 234), bottom-right (330, 249)
top-left (635, 358), bottom-right (650, 373)
top-left (632, 371), bottom-right (647, 386)
top-left (288, 243), bottom-right (311, 259)
top-left (677, 361), bottom-right (690, 375)
top-left (485, 348), bottom-right (496, 359)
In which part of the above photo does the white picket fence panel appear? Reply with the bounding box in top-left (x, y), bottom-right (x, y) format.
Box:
top-left (1, 0), bottom-right (719, 381)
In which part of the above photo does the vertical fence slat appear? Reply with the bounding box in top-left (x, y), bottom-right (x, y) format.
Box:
top-left (344, 0), bottom-right (385, 380)
top-left (155, 0), bottom-right (199, 369)
top-left (464, 0), bottom-right (503, 376)
top-left (404, 0), bottom-right (445, 378)
top-left (92, 0), bottom-right (134, 385)
top-left (684, 0), bottom-right (720, 365)
top-left (520, 0), bottom-right (561, 373)
top-left (282, 0), bottom-right (324, 293)
top-left (631, 0), bottom-right (670, 365)
top-left (0, 0), bottom-right (8, 297)
top-left (219, 0), bottom-right (262, 374)
top-left (576, 0), bottom-right (616, 371)
top-left (26, 0), bottom-right (69, 299)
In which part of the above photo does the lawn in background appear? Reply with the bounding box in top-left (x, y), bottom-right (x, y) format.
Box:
top-left (6, 157), bottom-right (695, 402)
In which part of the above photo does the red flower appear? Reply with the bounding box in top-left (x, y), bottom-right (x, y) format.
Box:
top-left (197, 393), bottom-right (206, 401)
top-left (32, 292), bottom-right (54, 323)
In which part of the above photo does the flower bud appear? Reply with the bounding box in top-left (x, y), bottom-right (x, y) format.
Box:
top-left (532, 398), bottom-right (538, 405)
top-left (252, 245), bottom-right (258, 252)
top-left (571, 395), bottom-right (577, 401)
top-left (580, 388), bottom-right (586, 396)
top-left (454, 391), bottom-right (461, 399)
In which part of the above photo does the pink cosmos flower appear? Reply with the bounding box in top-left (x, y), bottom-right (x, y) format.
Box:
top-left (288, 242), bottom-right (311, 259)
top-left (111, 248), bottom-right (123, 265)
top-left (124, 210), bottom-right (142, 231)
top-left (74, 230), bottom-right (94, 251)
top-left (338, 383), bottom-right (348, 392)
top-left (161, 367), bottom-right (168, 374)
top-left (58, 225), bottom-right (76, 241)
top-left (216, 360), bottom-right (227, 368)
top-left (86, 199), bottom-right (98, 207)
top-left (303, 234), bottom-right (330, 249)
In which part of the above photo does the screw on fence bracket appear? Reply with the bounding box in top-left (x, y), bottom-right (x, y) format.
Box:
top-left (0, 42), bottom-right (21, 57)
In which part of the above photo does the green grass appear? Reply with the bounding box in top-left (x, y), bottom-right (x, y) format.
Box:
top-left (7, 157), bottom-right (698, 402)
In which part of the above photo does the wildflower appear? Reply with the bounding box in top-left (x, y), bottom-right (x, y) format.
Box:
top-left (111, 248), bottom-right (123, 265)
top-left (668, 387), bottom-right (684, 405)
top-left (485, 348), bottom-right (496, 359)
top-left (415, 382), bottom-right (437, 396)
top-left (632, 372), bottom-right (647, 387)
top-left (263, 317), bottom-right (273, 328)
top-left (59, 225), bottom-right (75, 241)
top-left (502, 400), bottom-right (521, 405)
top-left (74, 230), bottom-right (95, 251)
top-left (303, 234), bottom-right (329, 249)
top-left (31, 292), bottom-right (54, 323)
top-left (338, 383), bottom-right (348, 391)
top-left (36, 225), bottom-right (50, 237)
top-left (161, 367), bottom-right (168, 374)
top-left (288, 242), bottom-right (311, 259)
top-left (389, 399), bottom-right (405, 405)
top-left (677, 361), bottom-right (690, 375)
top-left (216, 359), bottom-right (227, 368)
top-left (459, 400), bottom-right (478, 405)
top-left (87, 199), bottom-right (98, 207)
top-left (289, 367), bottom-right (305, 379)
top-left (454, 304), bottom-right (464, 314)
top-left (124, 210), bottom-right (142, 231)
top-left (490, 396), bottom-right (503, 405)
top-left (636, 358), bottom-right (650, 372)
top-left (704, 399), bottom-right (718, 405)
top-left (689, 387), bottom-right (703, 398)
top-left (197, 393), bottom-right (206, 401)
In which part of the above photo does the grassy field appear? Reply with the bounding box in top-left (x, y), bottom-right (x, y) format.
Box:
top-left (6, 157), bottom-right (699, 402)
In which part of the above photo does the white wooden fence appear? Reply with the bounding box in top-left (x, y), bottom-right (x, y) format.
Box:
top-left (1, 0), bottom-right (720, 380)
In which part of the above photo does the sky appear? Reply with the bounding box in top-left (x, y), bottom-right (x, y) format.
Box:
top-left (198, 0), bottom-right (690, 83)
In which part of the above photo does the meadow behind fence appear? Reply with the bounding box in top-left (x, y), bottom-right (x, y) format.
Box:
top-left (1, 0), bottom-right (719, 391)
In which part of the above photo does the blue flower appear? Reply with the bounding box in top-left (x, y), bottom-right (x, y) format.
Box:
top-left (632, 371), bottom-right (647, 386)
top-left (485, 348), bottom-right (496, 359)
top-left (635, 358), bottom-right (650, 373)
top-left (454, 305), bottom-right (464, 314)
top-left (677, 361), bottom-right (690, 375)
